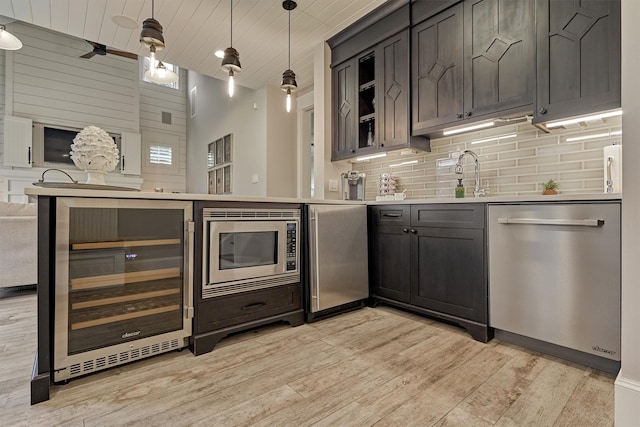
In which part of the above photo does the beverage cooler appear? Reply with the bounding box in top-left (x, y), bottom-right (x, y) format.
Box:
top-left (52, 198), bottom-right (194, 382)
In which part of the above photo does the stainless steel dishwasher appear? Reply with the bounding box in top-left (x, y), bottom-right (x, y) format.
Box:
top-left (488, 202), bottom-right (620, 367)
top-left (306, 204), bottom-right (369, 321)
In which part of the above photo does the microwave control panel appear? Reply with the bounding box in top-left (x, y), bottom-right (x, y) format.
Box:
top-left (286, 221), bottom-right (298, 271)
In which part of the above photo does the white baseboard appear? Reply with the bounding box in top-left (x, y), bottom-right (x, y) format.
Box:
top-left (615, 373), bottom-right (640, 426)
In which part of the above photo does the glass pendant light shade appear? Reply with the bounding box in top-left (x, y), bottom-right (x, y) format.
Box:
top-left (281, 69), bottom-right (297, 91)
top-left (145, 61), bottom-right (178, 84)
top-left (0, 25), bottom-right (22, 50)
top-left (140, 1), bottom-right (164, 50)
top-left (221, 47), bottom-right (241, 73)
top-left (140, 17), bottom-right (165, 49)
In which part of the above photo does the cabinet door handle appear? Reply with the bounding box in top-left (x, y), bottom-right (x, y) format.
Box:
top-left (122, 155), bottom-right (126, 171)
top-left (382, 213), bottom-right (401, 218)
top-left (28, 146), bottom-right (31, 164)
top-left (402, 228), bottom-right (409, 233)
top-left (241, 301), bottom-right (267, 310)
top-left (539, 107), bottom-right (547, 115)
top-left (465, 111), bottom-right (472, 118)
top-left (456, 113), bottom-right (463, 119)
top-left (410, 229), bottom-right (417, 234)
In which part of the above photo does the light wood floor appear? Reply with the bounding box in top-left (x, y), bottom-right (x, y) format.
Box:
top-left (1, 288), bottom-right (614, 426)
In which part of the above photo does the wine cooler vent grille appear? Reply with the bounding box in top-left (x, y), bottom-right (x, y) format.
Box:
top-left (60, 338), bottom-right (183, 381)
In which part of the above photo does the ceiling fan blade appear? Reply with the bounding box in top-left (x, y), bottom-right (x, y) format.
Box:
top-left (86, 40), bottom-right (101, 49)
top-left (106, 49), bottom-right (138, 60)
top-left (80, 51), bottom-right (96, 59)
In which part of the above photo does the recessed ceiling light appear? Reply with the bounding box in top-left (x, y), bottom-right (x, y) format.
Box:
top-left (112, 14), bottom-right (139, 29)
top-left (214, 50), bottom-right (225, 59)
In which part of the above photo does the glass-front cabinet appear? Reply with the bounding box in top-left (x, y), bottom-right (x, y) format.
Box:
top-left (53, 198), bottom-right (193, 382)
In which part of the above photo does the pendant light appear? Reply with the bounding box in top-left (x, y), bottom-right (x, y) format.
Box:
top-left (281, 0), bottom-right (298, 112)
top-left (140, 1), bottom-right (178, 85)
top-left (221, 0), bottom-right (241, 98)
top-left (140, 0), bottom-right (165, 50)
top-left (0, 24), bottom-right (22, 50)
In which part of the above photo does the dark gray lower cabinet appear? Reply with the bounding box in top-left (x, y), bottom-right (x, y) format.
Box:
top-left (370, 225), bottom-right (411, 303)
top-left (369, 203), bottom-right (490, 342)
top-left (410, 226), bottom-right (486, 323)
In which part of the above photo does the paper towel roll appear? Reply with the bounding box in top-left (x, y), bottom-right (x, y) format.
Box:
top-left (603, 144), bottom-right (622, 193)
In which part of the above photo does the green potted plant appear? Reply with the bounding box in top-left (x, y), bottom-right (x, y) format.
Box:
top-left (542, 179), bottom-right (559, 195)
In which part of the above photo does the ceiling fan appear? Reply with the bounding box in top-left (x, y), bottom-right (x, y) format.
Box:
top-left (80, 40), bottom-right (138, 60)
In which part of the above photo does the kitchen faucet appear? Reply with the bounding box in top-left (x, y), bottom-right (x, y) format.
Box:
top-left (455, 150), bottom-right (488, 197)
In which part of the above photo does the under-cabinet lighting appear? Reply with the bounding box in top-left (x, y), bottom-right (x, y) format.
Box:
top-left (443, 121), bottom-right (495, 136)
top-left (355, 153), bottom-right (387, 162)
top-left (470, 133), bottom-right (517, 145)
top-left (389, 160), bottom-right (418, 168)
top-left (546, 110), bottom-right (622, 129)
top-left (611, 130), bottom-right (623, 137)
top-left (566, 132), bottom-right (611, 142)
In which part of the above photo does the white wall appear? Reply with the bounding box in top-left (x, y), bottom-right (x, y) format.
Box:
top-left (265, 84), bottom-right (297, 198)
top-left (313, 42), bottom-right (350, 200)
top-left (185, 72), bottom-right (298, 198)
top-left (615, 0), bottom-right (640, 424)
top-left (186, 71), bottom-right (267, 196)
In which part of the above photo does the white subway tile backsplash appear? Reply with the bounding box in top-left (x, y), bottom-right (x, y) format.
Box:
top-left (353, 116), bottom-right (620, 199)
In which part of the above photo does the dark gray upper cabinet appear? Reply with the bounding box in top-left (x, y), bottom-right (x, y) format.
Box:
top-left (376, 30), bottom-right (410, 150)
top-left (463, 0), bottom-right (535, 118)
top-left (412, 0), bottom-right (535, 135)
top-left (330, 3), bottom-right (429, 162)
top-left (534, 0), bottom-right (621, 124)
top-left (412, 3), bottom-right (465, 132)
top-left (332, 58), bottom-right (357, 160)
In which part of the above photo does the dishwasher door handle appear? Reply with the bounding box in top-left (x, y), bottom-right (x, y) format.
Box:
top-left (497, 218), bottom-right (604, 227)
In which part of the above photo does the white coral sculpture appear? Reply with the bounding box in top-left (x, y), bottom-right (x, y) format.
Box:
top-left (70, 126), bottom-right (120, 173)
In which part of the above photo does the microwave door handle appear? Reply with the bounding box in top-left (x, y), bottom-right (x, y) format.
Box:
top-left (310, 211), bottom-right (320, 312)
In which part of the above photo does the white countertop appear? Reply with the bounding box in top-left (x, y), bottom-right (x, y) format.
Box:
top-left (24, 186), bottom-right (620, 204)
top-left (367, 193), bottom-right (621, 205)
top-left (23, 186), bottom-right (365, 204)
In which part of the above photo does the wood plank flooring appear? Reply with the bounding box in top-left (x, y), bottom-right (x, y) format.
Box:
top-left (0, 289), bottom-right (614, 426)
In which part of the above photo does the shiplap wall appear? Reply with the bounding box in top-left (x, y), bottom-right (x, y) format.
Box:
top-left (7, 22), bottom-right (139, 132)
top-left (139, 72), bottom-right (187, 193)
top-left (0, 22), bottom-right (187, 196)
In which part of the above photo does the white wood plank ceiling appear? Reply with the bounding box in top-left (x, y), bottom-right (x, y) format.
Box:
top-left (0, 0), bottom-right (387, 91)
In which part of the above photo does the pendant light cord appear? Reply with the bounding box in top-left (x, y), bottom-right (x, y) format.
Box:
top-left (152, 0), bottom-right (155, 19)
top-left (230, 0), bottom-right (233, 48)
top-left (288, 7), bottom-right (291, 69)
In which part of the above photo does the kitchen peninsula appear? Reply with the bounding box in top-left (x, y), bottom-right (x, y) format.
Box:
top-left (25, 186), bottom-right (621, 407)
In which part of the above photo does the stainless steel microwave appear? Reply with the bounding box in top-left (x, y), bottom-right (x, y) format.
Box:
top-left (202, 208), bottom-right (300, 298)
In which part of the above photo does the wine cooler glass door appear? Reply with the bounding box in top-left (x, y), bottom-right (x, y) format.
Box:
top-left (54, 198), bottom-right (193, 381)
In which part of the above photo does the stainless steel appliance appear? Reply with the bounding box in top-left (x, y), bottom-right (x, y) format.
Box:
top-left (53, 198), bottom-right (194, 382)
top-left (488, 202), bottom-right (620, 369)
top-left (307, 204), bottom-right (369, 319)
top-left (341, 171), bottom-right (366, 200)
top-left (202, 208), bottom-right (300, 298)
